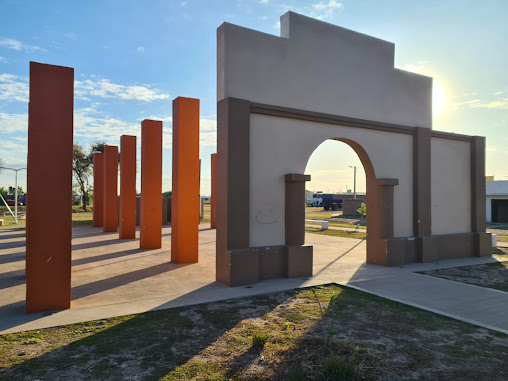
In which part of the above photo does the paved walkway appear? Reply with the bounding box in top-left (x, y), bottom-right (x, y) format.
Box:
top-left (0, 225), bottom-right (507, 335)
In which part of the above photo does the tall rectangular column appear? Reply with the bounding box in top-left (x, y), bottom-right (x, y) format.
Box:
top-left (119, 135), bottom-right (136, 239)
top-left (92, 153), bottom-right (104, 227)
top-left (140, 119), bottom-right (163, 249)
top-left (171, 97), bottom-right (200, 263)
top-left (211, 153), bottom-right (217, 229)
top-left (285, 174), bottom-right (311, 245)
top-left (26, 62), bottom-right (73, 313)
top-left (103, 145), bottom-right (119, 232)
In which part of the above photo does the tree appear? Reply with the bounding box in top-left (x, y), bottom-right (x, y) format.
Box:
top-left (88, 141), bottom-right (106, 165)
top-left (357, 203), bottom-right (367, 218)
top-left (73, 144), bottom-right (93, 211)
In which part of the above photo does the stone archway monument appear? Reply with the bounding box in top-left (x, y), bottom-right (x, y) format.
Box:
top-left (216, 12), bottom-right (491, 287)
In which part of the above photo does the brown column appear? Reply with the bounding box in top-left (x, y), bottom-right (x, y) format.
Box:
top-left (119, 135), bottom-right (136, 239)
top-left (377, 178), bottom-right (399, 239)
top-left (413, 128), bottom-right (432, 262)
top-left (285, 174), bottom-right (311, 245)
top-left (210, 153), bottom-right (217, 229)
top-left (140, 119), bottom-right (163, 249)
top-left (216, 98), bottom-right (251, 286)
top-left (471, 136), bottom-right (486, 233)
top-left (103, 145), bottom-right (119, 232)
top-left (26, 62), bottom-right (73, 313)
top-left (171, 97), bottom-right (200, 263)
top-left (92, 153), bottom-right (104, 227)
top-left (413, 128), bottom-right (431, 237)
top-left (471, 136), bottom-right (491, 256)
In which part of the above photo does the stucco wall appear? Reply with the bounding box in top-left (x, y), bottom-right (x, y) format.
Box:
top-left (431, 137), bottom-right (471, 234)
top-left (218, 12), bottom-right (432, 128)
top-left (249, 114), bottom-right (414, 246)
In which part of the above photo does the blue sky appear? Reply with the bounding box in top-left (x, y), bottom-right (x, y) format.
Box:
top-left (1, 0), bottom-right (507, 195)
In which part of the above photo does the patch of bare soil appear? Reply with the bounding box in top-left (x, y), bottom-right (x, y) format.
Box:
top-left (420, 260), bottom-right (508, 292)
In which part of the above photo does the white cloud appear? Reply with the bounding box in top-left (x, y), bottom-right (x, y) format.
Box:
top-left (0, 73), bottom-right (29, 102)
top-left (200, 118), bottom-right (217, 132)
top-left (137, 46), bottom-right (144, 53)
top-left (74, 107), bottom-right (141, 146)
top-left (260, 0), bottom-right (270, 3)
top-left (487, 147), bottom-right (497, 152)
top-left (180, 1), bottom-right (187, 6)
top-left (401, 63), bottom-right (425, 73)
top-left (0, 57), bottom-right (5, 63)
top-left (0, 112), bottom-right (27, 134)
top-left (312, 0), bottom-right (343, 18)
top-left (494, 91), bottom-right (504, 96)
top-left (0, 36), bottom-right (46, 52)
top-left (313, 0), bottom-right (343, 10)
top-left (200, 131), bottom-right (216, 147)
top-left (312, 0), bottom-right (344, 12)
top-left (64, 32), bottom-right (78, 40)
top-left (274, 21), bottom-right (281, 29)
top-left (470, 100), bottom-right (508, 110)
top-left (75, 78), bottom-right (170, 102)
top-left (451, 99), bottom-right (481, 108)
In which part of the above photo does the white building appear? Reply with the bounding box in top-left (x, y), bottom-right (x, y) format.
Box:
top-left (486, 180), bottom-right (508, 223)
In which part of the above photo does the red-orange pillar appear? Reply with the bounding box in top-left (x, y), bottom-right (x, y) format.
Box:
top-left (103, 145), bottom-right (119, 232)
top-left (211, 153), bottom-right (217, 229)
top-left (140, 120), bottom-right (162, 249)
top-left (93, 153), bottom-right (104, 227)
top-left (119, 135), bottom-right (136, 239)
top-left (171, 97), bottom-right (200, 263)
top-left (26, 62), bottom-right (73, 313)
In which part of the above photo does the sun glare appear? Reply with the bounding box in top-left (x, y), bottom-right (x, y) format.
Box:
top-left (433, 80), bottom-right (446, 117)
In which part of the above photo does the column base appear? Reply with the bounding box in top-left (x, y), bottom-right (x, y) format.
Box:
top-left (370, 232), bottom-right (493, 267)
top-left (221, 245), bottom-right (314, 287)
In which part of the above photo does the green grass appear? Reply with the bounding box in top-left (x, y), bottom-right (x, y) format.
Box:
top-left (322, 356), bottom-right (358, 381)
top-left (252, 333), bottom-right (269, 349)
top-left (0, 209), bottom-right (95, 229)
top-left (306, 221), bottom-right (366, 229)
top-left (306, 226), bottom-right (367, 240)
top-left (305, 212), bottom-right (337, 219)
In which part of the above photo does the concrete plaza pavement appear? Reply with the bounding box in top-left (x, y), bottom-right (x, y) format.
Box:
top-left (0, 225), bottom-right (507, 335)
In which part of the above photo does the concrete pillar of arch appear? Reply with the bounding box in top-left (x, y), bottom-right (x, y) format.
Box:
top-left (103, 145), bottom-right (119, 233)
top-left (140, 119), bottom-right (163, 249)
top-left (92, 153), bottom-right (104, 227)
top-left (26, 62), bottom-right (73, 313)
top-left (211, 153), bottom-right (217, 229)
top-left (119, 135), bottom-right (137, 239)
top-left (171, 97), bottom-right (200, 263)
top-left (285, 174), bottom-right (313, 278)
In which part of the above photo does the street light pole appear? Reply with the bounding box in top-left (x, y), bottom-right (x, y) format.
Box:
top-left (348, 165), bottom-right (357, 199)
top-left (0, 167), bottom-right (27, 223)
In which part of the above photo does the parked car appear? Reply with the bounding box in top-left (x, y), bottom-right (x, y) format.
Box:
top-left (6, 200), bottom-right (23, 207)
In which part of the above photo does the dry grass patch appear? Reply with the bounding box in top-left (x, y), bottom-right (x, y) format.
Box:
top-left (1, 285), bottom-right (507, 380)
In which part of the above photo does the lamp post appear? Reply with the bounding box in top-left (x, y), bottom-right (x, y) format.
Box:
top-left (1, 167), bottom-right (27, 223)
top-left (348, 165), bottom-right (357, 199)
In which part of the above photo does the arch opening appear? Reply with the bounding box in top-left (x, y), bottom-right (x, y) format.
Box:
top-left (303, 138), bottom-right (381, 265)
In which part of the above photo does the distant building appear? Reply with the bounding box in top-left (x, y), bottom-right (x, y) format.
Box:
top-left (486, 180), bottom-right (508, 223)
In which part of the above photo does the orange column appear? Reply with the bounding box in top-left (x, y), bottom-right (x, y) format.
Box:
top-left (119, 135), bottom-right (136, 239)
top-left (171, 97), bottom-right (200, 263)
top-left (103, 145), bottom-right (119, 232)
top-left (140, 119), bottom-right (162, 249)
top-left (92, 153), bottom-right (104, 227)
top-left (211, 153), bottom-right (217, 229)
top-left (26, 62), bottom-right (73, 313)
